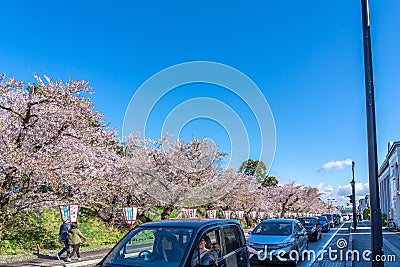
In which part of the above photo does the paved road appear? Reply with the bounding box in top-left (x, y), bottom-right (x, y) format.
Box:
top-left (6, 220), bottom-right (400, 267)
top-left (0, 248), bottom-right (109, 267)
top-left (251, 222), bottom-right (351, 267)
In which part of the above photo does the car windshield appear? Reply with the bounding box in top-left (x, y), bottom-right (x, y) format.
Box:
top-left (319, 217), bottom-right (327, 222)
top-left (252, 222), bottom-right (292, 236)
top-left (299, 218), bottom-right (316, 226)
top-left (100, 226), bottom-right (195, 267)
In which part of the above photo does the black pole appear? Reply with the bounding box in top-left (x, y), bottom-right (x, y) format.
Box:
top-left (360, 0), bottom-right (384, 265)
top-left (351, 161), bottom-right (357, 231)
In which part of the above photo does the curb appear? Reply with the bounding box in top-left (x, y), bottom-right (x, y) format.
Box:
top-left (0, 250), bottom-right (108, 267)
top-left (345, 223), bottom-right (353, 267)
top-left (52, 258), bottom-right (101, 267)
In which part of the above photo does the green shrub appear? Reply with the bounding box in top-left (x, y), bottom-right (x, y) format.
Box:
top-left (363, 208), bottom-right (370, 220)
top-left (382, 213), bottom-right (388, 227)
top-left (1, 208), bottom-right (126, 255)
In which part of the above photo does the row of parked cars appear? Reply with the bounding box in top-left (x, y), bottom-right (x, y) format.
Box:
top-left (247, 214), bottom-right (342, 266)
top-left (96, 214), bottom-right (342, 267)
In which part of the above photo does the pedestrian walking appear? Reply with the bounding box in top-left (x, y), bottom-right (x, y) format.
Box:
top-left (68, 222), bottom-right (87, 261)
top-left (56, 218), bottom-right (71, 261)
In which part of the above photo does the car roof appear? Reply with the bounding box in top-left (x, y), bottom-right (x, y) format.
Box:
top-left (261, 219), bottom-right (297, 223)
top-left (298, 216), bottom-right (319, 219)
top-left (137, 219), bottom-right (240, 228)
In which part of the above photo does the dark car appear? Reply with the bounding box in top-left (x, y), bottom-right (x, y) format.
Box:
top-left (317, 216), bottom-right (330, 232)
top-left (96, 219), bottom-right (250, 267)
top-left (333, 214), bottom-right (341, 226)
top-left (247, 219), bottom-right (308, 266)
top-left (298, 216), bottom-right (322, 241)
top-left (322, 214), bottom-right (334, 228)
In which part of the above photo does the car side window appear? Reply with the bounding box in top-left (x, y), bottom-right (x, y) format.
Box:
top-left (295, 223), bottom-right (301, 234)
top-left (190, 228), bottom-right (220, 267)
top-left (222, 225), bottom-right (241, 254)
top-left (190, 246), bottom-right (200, 267)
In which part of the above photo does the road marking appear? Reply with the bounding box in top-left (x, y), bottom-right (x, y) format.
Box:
top-left (383, 235), bottom-right (400, 260)
top-left (305, 222), bottom-right (348, 267)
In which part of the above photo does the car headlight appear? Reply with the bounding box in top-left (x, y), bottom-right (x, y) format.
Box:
top-left (311, 227), bottom-right (316, 232)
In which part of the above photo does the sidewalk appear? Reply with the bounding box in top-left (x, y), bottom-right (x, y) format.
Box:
top-left (0, 248), bottom-right (110, 267)
top-left (349, 220), bottom-right (400, 267)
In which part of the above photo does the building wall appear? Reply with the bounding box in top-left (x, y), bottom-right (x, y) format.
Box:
top-left (378, 143), bottom-right (400, 228)
top-left (379, 169), bottom-right (390, 216)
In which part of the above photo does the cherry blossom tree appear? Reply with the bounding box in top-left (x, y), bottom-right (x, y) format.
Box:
top-left (291, 186), bottom-right (323, 216)
top-left (261, 183), bottom-right (298, 218)
top-left (124, 135), bottom-right (242, 219)
top-left (0, 74), bottom-right (120, 251)
top-left (217, 174), bottom-right (270, 226)
top-left (100, 133), bottom-right (159, 225)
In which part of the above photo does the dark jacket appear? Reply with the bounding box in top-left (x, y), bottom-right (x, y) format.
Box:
top-left (59, 223), bottom-right (71, 241)
top-left (152, 248), bottom-right (183, 262)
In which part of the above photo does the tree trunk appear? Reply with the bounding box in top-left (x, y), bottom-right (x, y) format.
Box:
top-left (0, 226), bottom-right (3, 255)
top-left (0, 201), bottom-right (9, 255)
top-left (161, 205), bottom-right (174, 220)
top-left (109, 196), bottom-right (118, 227)
top-left (244, 213), bottom-right (253, 228)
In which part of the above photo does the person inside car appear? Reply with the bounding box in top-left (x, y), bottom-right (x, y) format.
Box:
top-left (199, 237), bottom-right (218, 265)
top-left (153, 234), bottom-right (183, 262)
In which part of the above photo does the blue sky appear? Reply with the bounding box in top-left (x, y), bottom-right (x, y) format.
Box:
top-left (1, 0), bottom-right (400, 205)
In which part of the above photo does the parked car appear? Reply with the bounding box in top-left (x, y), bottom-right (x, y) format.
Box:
top-left (317, 215), bottom-right (330, 232)
top-left (298, 216), bottom-right (322, 241)
top-left (96, 219), bottom-right (250, 267)
top-left (322, 214), bottom-right (335, 228)
top-left (342, 215), bottom-right (350, 221)
top-left (247, 219), bottom-right (308, 266)
top-left (333, 214), bottom-right (341, 226)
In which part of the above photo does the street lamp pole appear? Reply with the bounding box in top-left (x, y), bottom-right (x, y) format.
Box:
top-left (351, 161), bottom-right (357, 231)
top-left (360, 0), bottom-right (384, 264)
top-left (327, 198), bottom-right (336, 214)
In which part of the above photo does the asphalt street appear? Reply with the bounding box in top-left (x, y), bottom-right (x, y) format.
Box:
top-left (4, 220), bottom-right (400, 267)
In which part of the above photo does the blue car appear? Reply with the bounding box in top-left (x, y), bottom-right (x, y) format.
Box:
top-left (298, 216), bottom-right (322, 241)
top-left (247, 219), bottom-right (308, 266)
top-left (317, 216), bottom-right (330, 232)
top-left (322, 214), bottom-right (335, 228)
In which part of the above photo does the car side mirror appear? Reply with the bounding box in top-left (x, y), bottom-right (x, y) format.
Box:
top-left (248, 230), bottom-right (252, 235)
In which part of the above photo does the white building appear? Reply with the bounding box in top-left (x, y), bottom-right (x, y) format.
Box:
top-left (358, 195), bottom-right (369, 219)
top-left (378, 141), bottom-right (400, 228)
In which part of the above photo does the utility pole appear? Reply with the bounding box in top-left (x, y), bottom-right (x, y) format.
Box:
top-left (360, 0), bottom-right (384, 265)
top-left (351, 161), bottom-right (357, 231)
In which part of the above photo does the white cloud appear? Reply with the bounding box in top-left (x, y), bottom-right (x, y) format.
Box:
top-left (319, 182), bottom-right (369, 206)
top-left (316, 183), bottom-right (334, 195)
top-left (317, 159), bottom-right (353, 173)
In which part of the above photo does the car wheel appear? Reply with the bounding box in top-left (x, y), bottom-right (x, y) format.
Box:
top-left (313, 234), bottom-right (317, 242)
